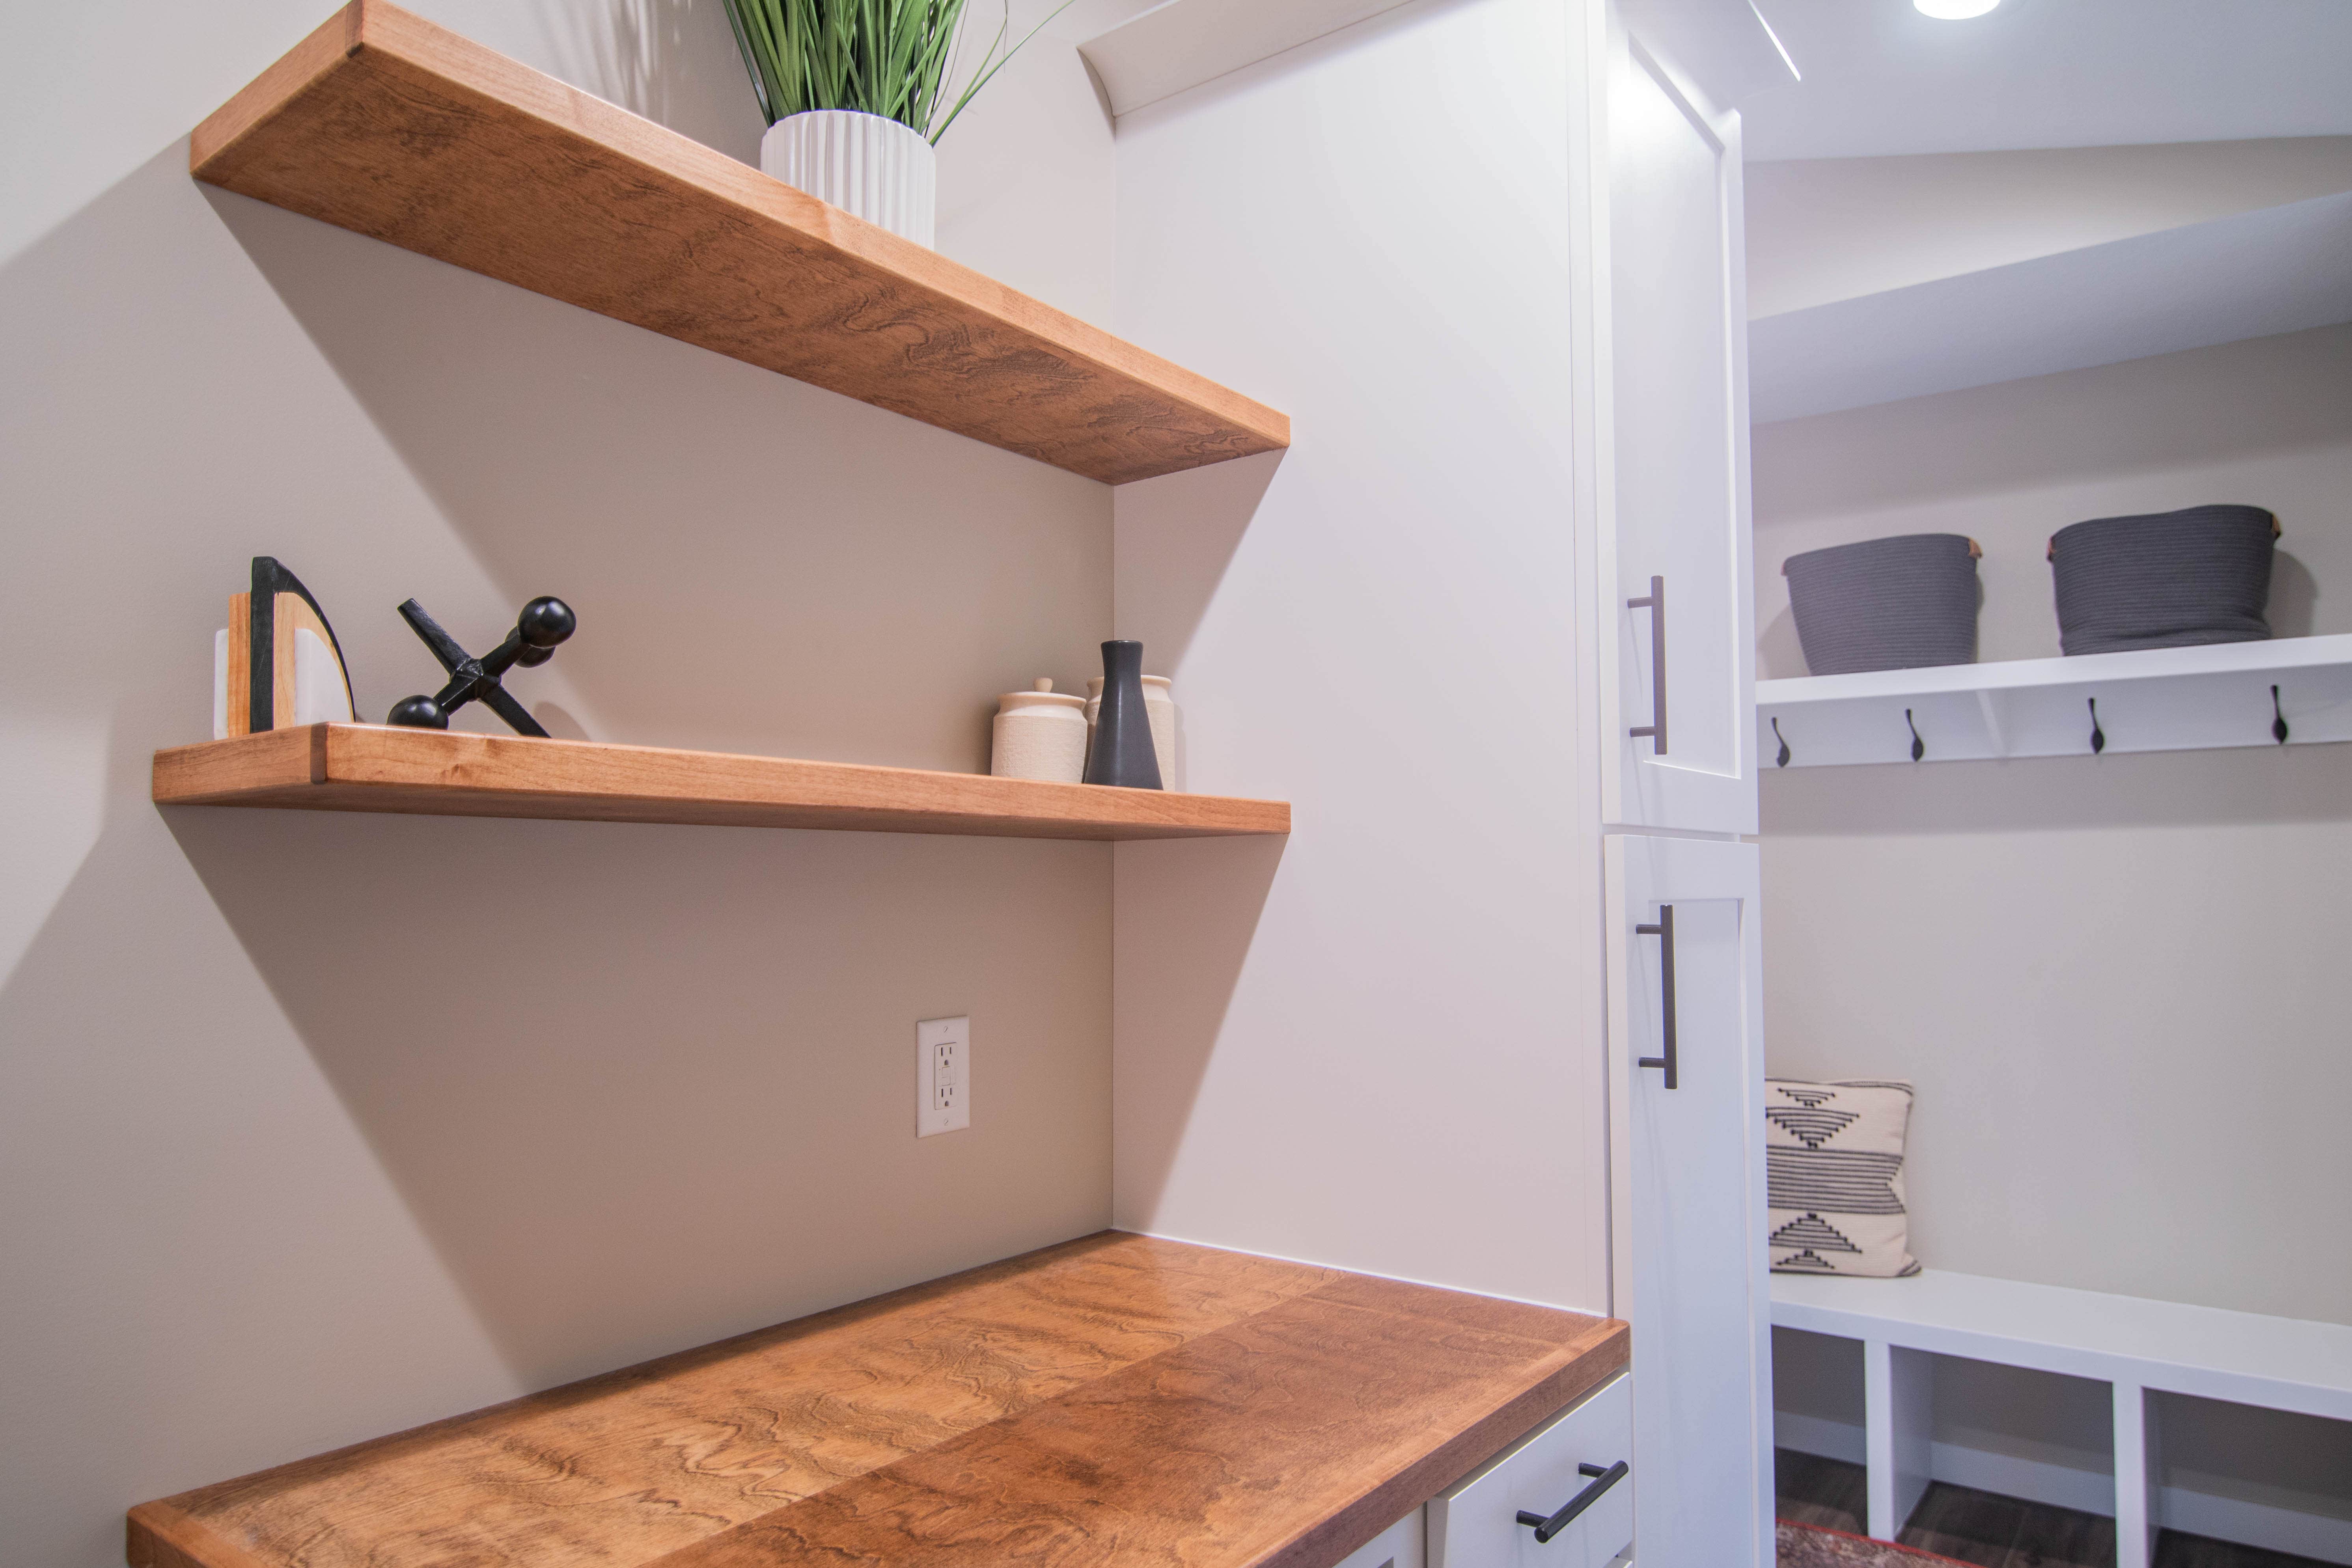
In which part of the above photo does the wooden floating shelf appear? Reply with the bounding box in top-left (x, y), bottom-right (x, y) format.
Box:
top-left (190, 0), bottom-right (1289, 485)
top-left (1758, 632), bottom-right (2352, 768)
top-left (128, 1233), bottom-right (1628, 1568)
top-left (152, 725), bottom-right (1291, 841)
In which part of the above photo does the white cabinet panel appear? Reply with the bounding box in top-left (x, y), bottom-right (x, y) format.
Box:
top-left (1598, 15), bottom-right (1758, 834)
top-left (1429, 1375), bottom-right (1633, 1568)
top-left (1606, 835), bottom-right (1771, 1567)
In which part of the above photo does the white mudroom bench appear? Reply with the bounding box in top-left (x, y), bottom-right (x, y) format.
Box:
top-left (1772, 1269), bottom-right (2352, 1568)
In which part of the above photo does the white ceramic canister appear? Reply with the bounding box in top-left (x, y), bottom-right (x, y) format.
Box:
top-left (760, 109), bottom-right (937, 247)
top-left (1086, 675), bottom-right (1176, 787)
top-left (992, 680), bottom-right (1087, 782)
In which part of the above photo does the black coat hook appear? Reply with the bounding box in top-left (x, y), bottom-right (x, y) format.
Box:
top-left (2088, 697), bottom-right (2106, 754)
top-left (2272, 684), bottom-right (2290, 745)
top-left (1772, 716), bottom-right (1791, 768)
top-left (1905, 708), bottom-right (1924, 762)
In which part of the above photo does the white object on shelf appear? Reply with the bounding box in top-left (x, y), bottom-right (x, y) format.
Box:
top-left (1757, 633), bottom-right (2352, 768)
top-left (990, 679), bottom-right (1087, 782)
top-left (212, 626), bottom-right (355, 739)
top-left (760, 110), bottom-right (935, 248)
top-left (1086, 674), bottom-right (1177, 789)
top-left (1772, 1269), bottom-right (2352, 1568)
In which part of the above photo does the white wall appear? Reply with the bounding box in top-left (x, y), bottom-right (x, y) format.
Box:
top-left (1754, 328), bottom-right (2352, 1524)
top-left (0, 4), bottom-right (1123, 1564)
top-left (1106, 0), bottom-right (1610, 1312)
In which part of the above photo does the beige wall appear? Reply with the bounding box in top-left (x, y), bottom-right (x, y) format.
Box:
top-left (1753, 325), bottom-right (2352, 1327)
top-left (0, 5), bottom-right (1122, 1563)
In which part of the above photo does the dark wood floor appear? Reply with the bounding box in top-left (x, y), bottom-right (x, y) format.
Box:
top-left (1775, 1450), bottom-right (2335, 1568)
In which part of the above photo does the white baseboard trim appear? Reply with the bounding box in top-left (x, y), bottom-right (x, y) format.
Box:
top-left (1775, 1415), bottom-right (2352, 1567)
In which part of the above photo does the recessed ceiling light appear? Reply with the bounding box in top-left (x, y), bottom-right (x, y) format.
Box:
top-left (1915, 0), bottom-right (2000, 17)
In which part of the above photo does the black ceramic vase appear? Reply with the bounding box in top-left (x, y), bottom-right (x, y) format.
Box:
top-left (1085, 640), bottom-right (1162, 789)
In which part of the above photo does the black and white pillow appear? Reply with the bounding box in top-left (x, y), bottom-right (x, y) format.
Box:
top-left (1765, 1079), bottom-right (1920, 1278)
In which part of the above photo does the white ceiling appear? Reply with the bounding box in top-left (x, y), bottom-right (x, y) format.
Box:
top-left (1748, 190), bottom-right (2352, 422)
top-left (1743, 0), bottom-right (2352, 162)
top-left (1746, 137), bottom-right (2352, 318)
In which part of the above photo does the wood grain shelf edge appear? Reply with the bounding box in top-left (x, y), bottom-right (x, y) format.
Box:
top-left (152, 725), bottom-right (1291, 840)
top-left (186, 0), bottom-right (1289, 485)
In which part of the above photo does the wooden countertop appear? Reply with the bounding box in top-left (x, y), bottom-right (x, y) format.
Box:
top-left (129, 1233), bottom-right (1627, 1568)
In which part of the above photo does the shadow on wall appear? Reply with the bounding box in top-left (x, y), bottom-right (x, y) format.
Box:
top-left (201, 181), bottom-right (1114, 772)
top-left (1108, 833), bottom-right (1285, 1227)
top-left (154, 803), bottom-right (1114, 1385)
top-left (1112, 448), bottom-right (1283, 683)
top-left (1100, 451), bottom-right (1286, 1227)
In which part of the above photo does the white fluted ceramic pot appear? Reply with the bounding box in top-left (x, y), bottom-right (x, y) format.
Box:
top-left (760, 109), bottom-right (936, 247)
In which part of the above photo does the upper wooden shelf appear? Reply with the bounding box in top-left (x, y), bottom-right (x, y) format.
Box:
top-left (153, 725), bottom-right (1290, 841)
top-left (191, 1), bottom-right (1289, 485)
top-left (129, 1233), bottom-right (1628, 1568)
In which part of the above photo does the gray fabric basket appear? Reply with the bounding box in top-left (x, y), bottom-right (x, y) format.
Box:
top-left (1783, 534), bottom-right (1980, 676)
top-left (2049, 504), bottom-right (2277, 656)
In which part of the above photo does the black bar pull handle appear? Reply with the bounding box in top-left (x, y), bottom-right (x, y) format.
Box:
top-left (1517, 1460), bottom-right (1630, 1544)
top-left (1635, 904), bottom-right (1677, 1089)
top-left (1627, 575), bottom-right (1667, 754)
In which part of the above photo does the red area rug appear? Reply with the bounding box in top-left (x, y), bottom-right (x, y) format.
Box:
top-left (1779, 1520), bottom-right (1976, 1566)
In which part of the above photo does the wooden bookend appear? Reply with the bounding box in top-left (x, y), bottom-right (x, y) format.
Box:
top-left (225, 560), bottom-right (354, 735)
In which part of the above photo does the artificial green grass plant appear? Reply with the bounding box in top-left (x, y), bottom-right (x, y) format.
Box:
top-left (719, 0), bottom-right (1070, 144)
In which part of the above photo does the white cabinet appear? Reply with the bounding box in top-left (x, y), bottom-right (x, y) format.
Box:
top-left (1606, 835), bottom-right (1772, 1567)
top-left (1429, 1375), bottom-right (1634, 1568)
top-left (1595, 10), bottom-right (1758, 835)
top-left (1337, 1505), bottom-right (1428, 1568)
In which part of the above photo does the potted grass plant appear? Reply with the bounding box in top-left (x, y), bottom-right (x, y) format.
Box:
top-left (720, 0), bottom-right (1069, 247)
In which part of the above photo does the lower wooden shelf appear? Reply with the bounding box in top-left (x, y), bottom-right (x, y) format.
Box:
top-left (127, 1233), bottom-right (1627, 1568)
top-left (151, 724), bottom-right (1290, 841)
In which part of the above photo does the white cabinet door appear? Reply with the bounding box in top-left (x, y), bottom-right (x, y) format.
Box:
top-left (1597, 13), bottom-right (1757, 835)
top-left (1606, 834), bottom-right (1771, 1568)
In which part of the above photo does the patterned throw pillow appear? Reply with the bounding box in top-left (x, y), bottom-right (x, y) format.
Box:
top-left (1765, 1079), bottom-right (1920, 1277)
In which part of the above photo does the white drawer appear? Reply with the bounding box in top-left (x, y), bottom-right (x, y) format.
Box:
top-left (1333, 1505), bottom-right (1425, 1568)
top-left (1428, 1374), bottom-right (1632, 1568)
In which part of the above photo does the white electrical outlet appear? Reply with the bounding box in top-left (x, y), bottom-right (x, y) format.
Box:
top-left (916, 1016), bottom-right (970, 1136)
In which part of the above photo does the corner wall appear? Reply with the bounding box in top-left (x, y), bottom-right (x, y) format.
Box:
top-left (0, 5), bottom-right (1119, 1563)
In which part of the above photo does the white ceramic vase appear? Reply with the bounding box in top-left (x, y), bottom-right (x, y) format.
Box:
top-left (1086, 675), bottom-right (1177, 789)
top-left (992, 680), bottom-right (1087, 783)
top-left (759, 109), bottom-right (936, 248)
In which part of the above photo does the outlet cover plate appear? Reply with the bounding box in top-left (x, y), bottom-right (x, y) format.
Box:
top-left (917, 1016), bottom-right (970, 1137)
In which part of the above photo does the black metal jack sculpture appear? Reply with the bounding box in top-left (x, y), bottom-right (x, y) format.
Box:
top-left (386, 596), bottom-right (576, 736)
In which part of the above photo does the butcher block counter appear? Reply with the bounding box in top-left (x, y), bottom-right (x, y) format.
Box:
top-left (127, 1232), bottom-right (1628, 1568)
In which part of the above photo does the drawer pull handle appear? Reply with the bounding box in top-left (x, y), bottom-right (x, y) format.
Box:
top-left (1627, 576), bottom-right (1667, 754)
top-left (1517, 1460), bottom-right (1629, 1544)
top-left (1635, 905), bottom-right (1677, 1089)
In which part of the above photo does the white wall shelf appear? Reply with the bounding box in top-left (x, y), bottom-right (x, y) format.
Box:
top-left (1772, 1270), bottom-right (2352, 1568)
top-left (1757, 634), bottom-right (2352, 769)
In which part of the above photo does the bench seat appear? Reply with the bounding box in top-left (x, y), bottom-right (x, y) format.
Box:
top-left (1771, 1269), bottom-right (2352, 1568)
